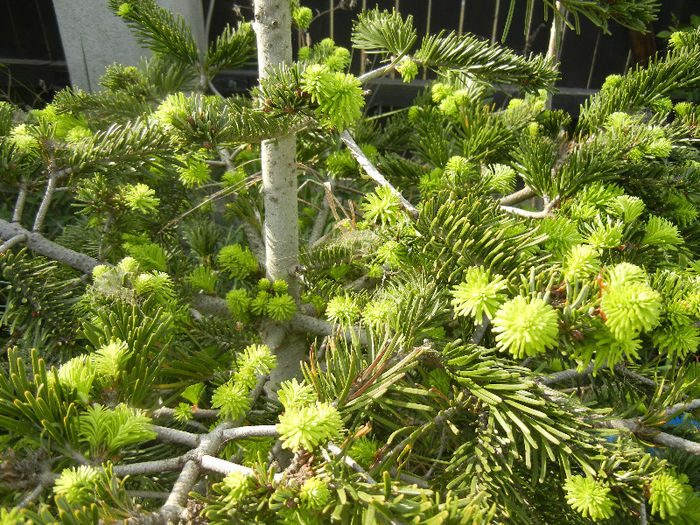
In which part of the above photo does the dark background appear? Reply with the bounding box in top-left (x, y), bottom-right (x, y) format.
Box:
top-left (1, 1), bottom-right (697, 108)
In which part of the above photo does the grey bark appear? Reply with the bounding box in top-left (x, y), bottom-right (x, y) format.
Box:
top-left (253, 0), bottom-right (306, 391)
top-left (0, 219), bottom-right (100, 273)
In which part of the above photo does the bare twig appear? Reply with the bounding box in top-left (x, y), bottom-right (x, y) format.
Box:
top-left (357, 62), bottom-right (397, 83)
top-left (0, 219), bottom-right (100, 273)
top-left (0, 233), bottom-right (27, 254)
top-left (339, 130), bottom-right (418, 219)
top-left (151, 426), bottom-right (199, 447)
top-left (127, 491), bottom-right (170, 500)
top-left (327, 442), bottom-right (376, 483)
top-left (536, 363), bottom-right (594, 386)
top-left (114, 456), bottom-right (188, 477)
top-left (152, 407), bottom-right (221, 420)
top-left (32, 175), bottom-right (58, 232)
top-left (221, 424), bottom-right (279, 443)
top-left (499, 196), bottom-right (559, 219)
top-left (499, 186), bottom-right (536, 206)
top-left (309, 182), bottom-right (332, 247)
top-left (17, 480), bottom-right (48, 510)
top-left (469, 314), bottom-right (490, 345)
top-left (200, 454), bottom-right (256, 476)
top-left (597, 418), bottom-right (700, 455)
top-left (12, 182), bottom-right (27, 223)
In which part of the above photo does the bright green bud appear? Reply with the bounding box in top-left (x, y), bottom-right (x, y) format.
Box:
top-left (272, 279), bottom-right (289, 294)
top-left (651, 323), bottom-right (700, 358)
top-left (649, 472), bottom-right (687, 520)
top-left (217, 244), bottom-right (259, 279)
top-left (278, 378), bottom-right (316, 411)
top-left (265, 294), bottom-right (296, 321)
top-left (601, 282), bottom-right (661, 340)
top-left (211, 380), bottom-right (251, 420)
top-left (122, 183), bottom-right (160, 213)
top-left (326, 294), bottom-right (361, 325)
top-left (492, 296), bottom-right (559, 359)
top-left (220, 471), bottom-right (252, 504)
top-left (293, 6), bottom-right (313, 30)
top-left (564, 476), bottom-right (616, 521)
top-left (53, 466), bottom-right (100, 505)
top-left (563, 245), bottom-right (600, 282)
top-left (250, 290), bottom-right (270, 315)
top-left (92, 264), bottom-right (110, 279)
top-left (396, 57), bottom-right (418, 83)
top-left (277, 402), bottom-right (344, 452)
top-left (450, 267), bottom-right (507, 321)
top-left (117, 3), bottom-right (133, 17)
top-left (300, 477), bottom-right (330, 509)
top-left (601, 74), bottom-right (623, 91)
top-left (226, 288), bottom-right (251, 319)
top-left (431, 82), bottom-right (451, 103)
top-left (362, 299), bottom-right (394, 330)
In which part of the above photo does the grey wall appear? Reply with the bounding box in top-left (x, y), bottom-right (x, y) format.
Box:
top-left (52, 0), bottom-right (205, 91)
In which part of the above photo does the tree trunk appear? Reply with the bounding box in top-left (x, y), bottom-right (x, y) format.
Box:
top-left (253, 0), bottom-right (305, 390)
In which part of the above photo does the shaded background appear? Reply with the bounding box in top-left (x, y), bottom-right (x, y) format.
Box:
top-left (1, 0), bottom-right (697, 109)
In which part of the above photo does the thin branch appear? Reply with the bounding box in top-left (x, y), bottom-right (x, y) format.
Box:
top-left (469, 314), bottom-right (490, 345)
top-left (190, 293), bottom-right (231, 317)
top-left (339, 130), bottom-right (419, 219)
top-left (597, 418), bottom-right (700, 455)
top-left (158, 421), bottom-right (233, 518)
top-left (152, 406), bottom-right (221, 420)
top-left (536, 363), bottom-right (594, 386)
top-left (327, 442), bottom-right (376, 483)
top-left (499, 185), bottom-right (535, 205)
top-left (358, 62), bottom-right (397, 83)
top-left (0, 233), bottom-right (27, 254)
top-left (499, 196), bottom-right (559, 219)
top-left (242, 221), bottom-right (266, 264)
top-left (151, 425), bottom-right (199, 447)
top-left (113, 456), bottom-right (188, 477)
top-left (614, 364), bottom-right (659, 390)
top-left (662, 398), bottom-right (700, 421)
top-left (221, 424), bottom-right (279, 443)
top-left (16, 481), bottom-right (47, 510)
top-left (200, 454), bottom-right (255, 476)
top-left (290, 312), bottom-right (369, 345)
top-left (0, 219), bottom-right (100, 273)
top-left (32, 175), bottom-right (58, 232)
top-left (127, 491), bottom-right (170, 500)
top-left (309, 182), bottom-right (332, 247)
top-left (12, 182), bottom-right (27, 223)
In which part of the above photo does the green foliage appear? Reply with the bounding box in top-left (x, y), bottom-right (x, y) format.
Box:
top-left (3, 2), bottom-right (700, 524)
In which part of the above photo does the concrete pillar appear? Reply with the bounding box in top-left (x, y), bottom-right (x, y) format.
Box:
top-left (52, 0), bottom-right (205, 91)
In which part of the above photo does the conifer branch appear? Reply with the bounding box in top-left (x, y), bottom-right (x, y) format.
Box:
top-left (537, 363), bottom-right (594, 385)
top-left (199, 454), bottom-right (256, 476)
top-left (12, 182), bottom-right (27, 223)
top-left (0, 219), bottom-right (100, 273)
top-left (327, 442), bottom-right (376, 483)
top-left (499, 185), bottom-right (536, 205)
top-left (598, 418), bottom-right (700, 456)
top-left (339, 130), bottom-right (419, 219)
top-left (499, 196), bottom-right (559, 218)
top-left (32, 174), bottom-right (58, 232)
top-left (113, 456), bottom-right (188, 477)
top-left (151, 425), bottom-right (199, 447)
top-left (357, 62), bottom-right (397, 83)
top-left (152, 407), bottom-right (220, 420)
top-left (221, 424), bottom-right (279, 443)
top-left (0, 234), bottom-right (26, 255)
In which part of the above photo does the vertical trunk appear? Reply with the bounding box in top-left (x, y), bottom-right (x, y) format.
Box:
top-left (253, 0), bottom-right (305, 389)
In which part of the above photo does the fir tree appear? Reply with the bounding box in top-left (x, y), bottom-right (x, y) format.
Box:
top-left (0, 1), bottom-right (699, 523)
